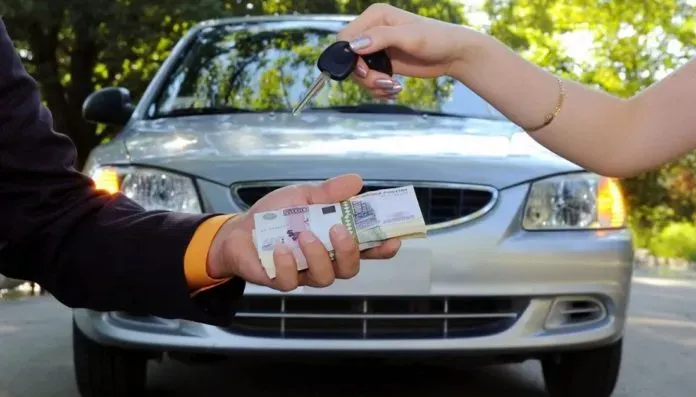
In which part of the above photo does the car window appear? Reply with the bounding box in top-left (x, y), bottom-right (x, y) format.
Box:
top-left (148, 20), bottom-right (508, 121)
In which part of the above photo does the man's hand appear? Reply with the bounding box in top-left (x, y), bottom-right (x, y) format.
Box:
top-left (206, 174), bottom-right (402, 292)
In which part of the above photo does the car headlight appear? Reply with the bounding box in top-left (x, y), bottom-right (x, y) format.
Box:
top-left (522, 173), bottom-right (626, 230)
top-left (89, 166), bottom-right (202, 213)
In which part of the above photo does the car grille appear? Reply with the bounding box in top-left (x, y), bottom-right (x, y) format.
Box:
top-left (224, 296), bottom-right (530, 339)
top-left (230, 181), bottom-right (497, 227)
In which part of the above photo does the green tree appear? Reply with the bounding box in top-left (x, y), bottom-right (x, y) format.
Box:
top-left (482, 0), bottom-right (696, 245)
top-left (0, 0), bottom-right (231, 164)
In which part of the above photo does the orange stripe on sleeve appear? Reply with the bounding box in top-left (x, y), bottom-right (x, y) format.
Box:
top-left (184, 214), bottom-right (238, 294)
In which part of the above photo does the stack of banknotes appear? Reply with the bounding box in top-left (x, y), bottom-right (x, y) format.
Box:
top-left (252, 185), bottom-right (427, 278)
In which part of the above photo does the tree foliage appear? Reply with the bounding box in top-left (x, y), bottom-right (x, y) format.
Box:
top-left (483, 0), bottom-right (696, 246)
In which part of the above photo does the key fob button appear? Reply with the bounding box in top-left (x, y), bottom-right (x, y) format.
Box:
top-left (333, 42), bottom-right (355, 63)
top-left (317, 41), bottom-right (357, 81)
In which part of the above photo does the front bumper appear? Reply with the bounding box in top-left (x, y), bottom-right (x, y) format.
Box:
top-left (74, 296), bottom-right (624, 356)
top-left (74, 184), bottom-right (634, 356)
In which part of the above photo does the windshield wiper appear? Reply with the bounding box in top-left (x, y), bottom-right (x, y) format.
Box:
top-left (305, 103), bottom-right (466, 118)
top-left (153, 106), bottom-right (264, 118)
top-left (154, 104), bottom-right (464, 118)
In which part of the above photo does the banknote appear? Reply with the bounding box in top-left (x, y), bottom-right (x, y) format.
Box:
top-left (252, 185), bottom-right (427, 278)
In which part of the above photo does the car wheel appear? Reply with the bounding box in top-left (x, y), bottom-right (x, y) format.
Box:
top-left (541, 338), bottom-right (623, 397)
top-left (72, 318), bottom-right (149, 397)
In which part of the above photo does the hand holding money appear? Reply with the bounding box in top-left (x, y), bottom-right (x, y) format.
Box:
top-left (253, 185), bottom-right (427, 278)
top-left (205, 174), bottom-right (403, 293)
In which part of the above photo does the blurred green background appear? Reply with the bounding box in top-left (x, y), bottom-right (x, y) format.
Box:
top-left (2, 0), bottom-right (695, 260)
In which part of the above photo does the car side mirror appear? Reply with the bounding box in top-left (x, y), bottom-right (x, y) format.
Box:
top-left (82, 87), bottom-right (135, 126)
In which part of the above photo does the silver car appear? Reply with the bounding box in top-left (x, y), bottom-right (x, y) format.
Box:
top-left (73, 15), bottom-right (634, 397)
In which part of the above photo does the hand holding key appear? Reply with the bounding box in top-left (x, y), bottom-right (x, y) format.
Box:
top-left (292, 40), bottom-right (394, 115)
top-left (336, 4), bottom-right (471, 99)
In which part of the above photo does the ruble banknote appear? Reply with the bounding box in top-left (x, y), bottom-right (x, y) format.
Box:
top-left (252, 185), bottom-right (426, 278)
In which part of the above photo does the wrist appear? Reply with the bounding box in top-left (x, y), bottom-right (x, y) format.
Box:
top-left (445, 27), bottom-right (494, 81)
top-left (206, 213), bottom-right (248, 279)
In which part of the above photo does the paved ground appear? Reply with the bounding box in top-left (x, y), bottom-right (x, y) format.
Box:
top-left (1, 274), bottom-right (695, 397)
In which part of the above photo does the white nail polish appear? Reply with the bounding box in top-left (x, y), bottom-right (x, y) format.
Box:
top-left (349, 36), bottom-right (371, 51)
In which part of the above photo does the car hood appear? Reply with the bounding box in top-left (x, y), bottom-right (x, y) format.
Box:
top-left (115, 113), bottom-right (582, 189)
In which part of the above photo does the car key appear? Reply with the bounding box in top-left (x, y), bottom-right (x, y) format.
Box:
top-left (292, 40), bottom-right (393, 115)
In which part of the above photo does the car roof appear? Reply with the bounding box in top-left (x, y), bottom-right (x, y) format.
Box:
top-left (193, 14), bottom-right (357, 30)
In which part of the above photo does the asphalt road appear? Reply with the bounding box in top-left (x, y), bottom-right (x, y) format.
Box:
top-left (1, 274), bottom-right (695, 397)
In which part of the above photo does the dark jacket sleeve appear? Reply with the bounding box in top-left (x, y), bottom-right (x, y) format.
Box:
top-left (0, 19), bottom-right (245, 326)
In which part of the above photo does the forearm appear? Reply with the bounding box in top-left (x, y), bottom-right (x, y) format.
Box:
top-left (0, 194), bottom-right (241, 319)
top-left (0, 145), bottom-right (246, 324)
top-left (0, 164), bottom-right (245, 324)
top-left (448, 30), bottom-right (642, 177)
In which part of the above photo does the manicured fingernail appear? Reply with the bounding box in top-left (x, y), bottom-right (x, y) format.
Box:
top-left (386, 84), bottom-right (402, 94)
top-left (375, 79), bottom-right (395, 88)
top-left (355, 64), bottom-right (368, 78)
top-left (299, 231), bottom-right (316, 244)
top-left (349, 36), bottom-right (371, 51)
top-left (331, 224), bottom-right (351, 240)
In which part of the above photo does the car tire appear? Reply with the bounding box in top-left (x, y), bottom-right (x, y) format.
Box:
top-left (541, 338), bottom-right (623, 397)
top-left (72, 318), bottom-right (149, 397)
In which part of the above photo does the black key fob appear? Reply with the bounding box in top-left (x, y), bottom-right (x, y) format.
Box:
top-left (317, 41), bottom-right (358, 81)
top-left (317, 41), bottom-right (393, 81)
top-left (360, 49), bottom-right (393, 77)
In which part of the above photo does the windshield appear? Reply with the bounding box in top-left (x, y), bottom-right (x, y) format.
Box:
top-left (147, 20), bottom-right (507, 120)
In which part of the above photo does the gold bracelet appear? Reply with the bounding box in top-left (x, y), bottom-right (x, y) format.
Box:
top-left (526, 76), bottom-right (565, 133)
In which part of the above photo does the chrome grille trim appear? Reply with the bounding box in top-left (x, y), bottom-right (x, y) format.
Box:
top-left (234, 312), bottom-right (518, 319)
top-left (560, 307), bottom-right (602, 315)
top-left (444, 298), bottom-right (449, 338)
top-left (223, 295), bottom-right (529, 340)
top-left (544, 296), bottom-right (608, 330)
top-left (280, 295), bottom-right (286, 337)
top-left (229, 180), bottom-right (499, 232)
top-left (361, 298), bottom-right (368, 338)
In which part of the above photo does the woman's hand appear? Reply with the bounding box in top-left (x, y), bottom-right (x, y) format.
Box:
top-left (339, 3), bottom-right (696, 179)
top-left (337, 3), bottom-right (479, 99)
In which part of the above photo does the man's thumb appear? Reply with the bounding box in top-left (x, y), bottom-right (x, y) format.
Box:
top-left (315, 173), bottom-right (363, 203)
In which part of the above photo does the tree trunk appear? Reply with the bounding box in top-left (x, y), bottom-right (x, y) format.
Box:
top-left (65, 11), bottom-right (100, 169)
top-left (27, 19), bottom-right (99, 170)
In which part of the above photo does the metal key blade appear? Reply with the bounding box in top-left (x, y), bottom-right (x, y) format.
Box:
top-left (292, 72), bottom-right (330, 115)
